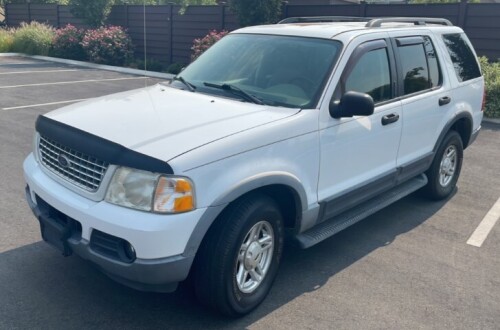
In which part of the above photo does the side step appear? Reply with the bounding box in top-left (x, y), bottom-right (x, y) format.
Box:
top-left (296, 174), bottom-right (428, 249)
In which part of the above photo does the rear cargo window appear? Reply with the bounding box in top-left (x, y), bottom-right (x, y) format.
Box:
top-left (442, 33), bottom-right (481, 82)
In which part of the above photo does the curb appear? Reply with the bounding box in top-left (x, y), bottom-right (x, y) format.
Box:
top-left (482, 117), bottom-right (500, 125)
top-left (0, 53), bottom-right (175, 80)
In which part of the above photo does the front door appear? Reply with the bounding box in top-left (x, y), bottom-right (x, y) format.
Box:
top-left (318, 38), bottom-right (402, 220)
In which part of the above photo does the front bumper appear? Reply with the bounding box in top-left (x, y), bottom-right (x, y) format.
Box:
top-left (23, 153), bottom-right (204, 292)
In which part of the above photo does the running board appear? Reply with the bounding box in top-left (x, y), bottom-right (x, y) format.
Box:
top-left (296, 174), bottom-right (428, 249)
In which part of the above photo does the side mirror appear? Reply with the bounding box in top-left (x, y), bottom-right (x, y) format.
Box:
top-left (329, 91), bottom-right (375, 119)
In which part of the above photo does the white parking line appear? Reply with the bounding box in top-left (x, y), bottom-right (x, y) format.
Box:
top-left (0, 62), bottom-right (54, 66)
top-left (2, 99), bottom-right (89, 111)
top-left (0, 69), bottom-right (84, 75)
top-left (467, 196), bottom-right (500, 247)
top-left (0, 77), bottom-right (147, 89)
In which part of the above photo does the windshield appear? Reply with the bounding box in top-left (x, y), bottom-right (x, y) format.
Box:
top-left (174, 34), bottom-right (342, 108)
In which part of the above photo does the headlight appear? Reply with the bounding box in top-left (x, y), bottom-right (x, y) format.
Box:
top-left (105, 167), bottom-right (195, 214)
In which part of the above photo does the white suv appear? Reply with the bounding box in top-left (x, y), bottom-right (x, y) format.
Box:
top-left (24, 17), bottom-right (484, 316)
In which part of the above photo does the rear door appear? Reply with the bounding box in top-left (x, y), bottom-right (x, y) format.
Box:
top-left (440, 32), bottom-right (483, 133)
top-left (388, 31), bottom-right (450, 175)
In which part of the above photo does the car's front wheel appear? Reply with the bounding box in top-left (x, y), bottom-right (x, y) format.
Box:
top-left (193, 194), bottom-right (284, 316)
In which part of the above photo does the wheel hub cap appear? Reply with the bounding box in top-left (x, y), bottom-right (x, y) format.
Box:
top-left (442, 158), bottom-right (452, 172)
top-left (235, 221), bottom-right (274, 294)
top-left (244, 242), bottom-right (262, 270)
top-left (439, 145), bottom-right (457, 187)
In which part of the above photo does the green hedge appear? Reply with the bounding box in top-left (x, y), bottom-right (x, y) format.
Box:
top-left (80, 26), bottom-right (133, 66)
top-left (11, 22), bottom-right (55, 56)
top-left (0, 28), bottom-right (14, 52)
top-left (479, 56), bottom-right (500, 118)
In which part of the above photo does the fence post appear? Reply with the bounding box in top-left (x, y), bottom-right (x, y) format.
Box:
top-left (56, 5), bottom-right (60, 28)
top-left (27, 2), bottom-right (32, 22)
top-left (168, 3), bottom-right (174, 65)
top-left (359, 1), bottom-right (367, 18)
top-left (281, 1), bottom-right (289, 20)
top-left (220, 3), bottom-right (225, 30)
top-left (458, 0), bottom-right (467, 28)
top-left (125, 4), bottom-right (129, 29)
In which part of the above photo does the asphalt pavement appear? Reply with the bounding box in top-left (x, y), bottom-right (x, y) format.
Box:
top-left (0, 56), bottom-right (499, 329)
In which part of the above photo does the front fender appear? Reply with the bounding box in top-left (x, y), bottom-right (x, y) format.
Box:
top-left (212, 171), bottom-right (308, 210)
top-left (182, 172), bottom-right (308, 258)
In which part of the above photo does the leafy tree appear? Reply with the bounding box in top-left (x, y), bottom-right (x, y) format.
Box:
top-left (68, 0), bottom-right (114, 27)
top-left (115, 0), bottom-right (158, 4)
top-left (2, 0), bottom-right (68, 4)
top-left (115, 0), bottom-right (217, 15)
top-left (408, 0), bottom-right (479, 3)
top-left (229, 0), bottom-right (282, 27)
top-left (115, 0), bottom-right (217, 5)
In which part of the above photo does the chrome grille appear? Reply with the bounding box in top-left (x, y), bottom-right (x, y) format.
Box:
top-left (38, 135), bottom-right (109, 192)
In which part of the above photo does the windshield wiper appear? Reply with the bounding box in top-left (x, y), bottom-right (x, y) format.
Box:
top-left (172, 76), bottom-right (196, 92)
top-left (203, 82), bottom-right (264, 105)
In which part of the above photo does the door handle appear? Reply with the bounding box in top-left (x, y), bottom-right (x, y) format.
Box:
top-left (381, 113), bottom-right (399, 126)
top-left (439, 96), bottom-right (451, 106)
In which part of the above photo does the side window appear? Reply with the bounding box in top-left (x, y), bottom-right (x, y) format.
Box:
top-left (345, 48), bottom-right (392, 103)
top-left (399, 43), bottom-right (430, 94)
top-left (424, 36), bottom-right (441, 88)
top-left (397, 36), bottom-right (442, 95)
top-left (442, 33), bottom-right (481, 82)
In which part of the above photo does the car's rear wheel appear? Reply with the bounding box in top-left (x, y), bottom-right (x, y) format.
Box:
top-left (193, 194), bottom-right (284, 316)
top-left (424, 130), bottom-right (463, 200)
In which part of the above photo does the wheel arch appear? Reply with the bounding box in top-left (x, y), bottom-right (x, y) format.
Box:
top-left (433, 112), bottom-right (473, 153)
top-left (182, 172), bottom-right (307, 258)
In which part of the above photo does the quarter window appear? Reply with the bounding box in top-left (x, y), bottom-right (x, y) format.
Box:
top-left (442, 33), bottom-right (481, 82)
top-left (345, 48), bottom-right (392, 103)
top-left (424, 37), bottom-right (441, 88)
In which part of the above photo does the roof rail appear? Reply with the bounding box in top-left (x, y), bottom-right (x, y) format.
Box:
top-left (278, 16), bottom-right (370, 24)
top-left (365, 17), bottom-right (453, 27)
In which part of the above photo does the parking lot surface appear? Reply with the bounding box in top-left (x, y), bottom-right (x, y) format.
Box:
top-left (0, 56), bottom-right (499, 329)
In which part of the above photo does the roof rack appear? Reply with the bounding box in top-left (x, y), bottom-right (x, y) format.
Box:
top-left (365, 17), bottom-right (453, 27)
top-left (278, 16), bottom-right (370, 24)
top-left (277, 16), bottom-right (453, 27)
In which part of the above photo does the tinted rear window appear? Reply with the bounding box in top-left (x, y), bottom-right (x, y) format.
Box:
top-left (396, 36), bottom-right (442, 96)
top-left (442, 33), bottom-right (481, 82)
top-left (399, 43), bottom-right (430, 95)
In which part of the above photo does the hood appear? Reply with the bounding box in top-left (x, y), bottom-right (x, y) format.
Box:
top-left (45, 84), bottom-right (299, 162)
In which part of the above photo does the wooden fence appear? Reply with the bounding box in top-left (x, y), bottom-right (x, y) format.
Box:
top-left (5, 4), bottom-right (239, 65)
top-left (5, 3), bottom-right (500, 65)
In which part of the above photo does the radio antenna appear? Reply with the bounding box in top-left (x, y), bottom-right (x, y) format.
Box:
top-left (143, 0), bottom-right (147, 87)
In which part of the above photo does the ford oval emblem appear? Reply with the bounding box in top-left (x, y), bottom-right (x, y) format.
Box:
top-left (57, 154), bottom-right (71, 169)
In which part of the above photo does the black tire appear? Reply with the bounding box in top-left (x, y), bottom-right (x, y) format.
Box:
top-left (193, 194), bottom-right (284, 317)
top-left (424, 130), bottom-right (463, 200)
